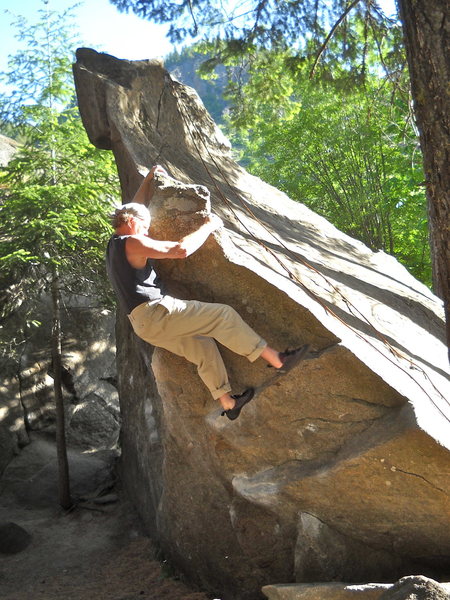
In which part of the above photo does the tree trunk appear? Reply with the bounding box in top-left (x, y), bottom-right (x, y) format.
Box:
top-left (397, 0), bottom-right (450, 358)
top-left (51, 268), bottom-right (72, 509)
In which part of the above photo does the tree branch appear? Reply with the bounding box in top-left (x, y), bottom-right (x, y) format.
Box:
top-left (309, 0), bottom-right (362, 79)
top-left (188, 0), bottom-right (198, 34)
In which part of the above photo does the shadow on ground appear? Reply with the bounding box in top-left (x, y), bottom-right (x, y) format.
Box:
top-left (0, 433), bottom-right (210, 600)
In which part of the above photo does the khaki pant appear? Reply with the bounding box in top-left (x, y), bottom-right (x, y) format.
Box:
top-left (128, 296), bottom-right (267, 399)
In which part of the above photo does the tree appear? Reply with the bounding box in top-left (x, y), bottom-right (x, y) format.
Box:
top-left (0, 3), bottom-right (119, 507)
top-left (396, 0), bottom-right (449, 357)
top-left (110, 0), bottom-right (449, 354)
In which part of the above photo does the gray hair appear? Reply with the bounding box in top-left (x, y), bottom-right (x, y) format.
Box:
top-left (110, 202), bottom-right (150, 228)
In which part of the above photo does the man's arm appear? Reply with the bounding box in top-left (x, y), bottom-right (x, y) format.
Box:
top-left (132, 165), bottom-right (165, 205)
top-left (126, 215), bottom-right (223, 263)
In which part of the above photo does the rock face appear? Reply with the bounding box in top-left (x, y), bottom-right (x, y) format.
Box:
top-left (262, 582), bottom-right (391, 600)
top-left (73, 49), bottom-right (450, 600)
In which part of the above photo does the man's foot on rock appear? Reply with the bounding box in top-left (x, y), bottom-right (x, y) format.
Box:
top-left (277, 344), bottom-right (310, 373)
top-left (221, 388), bottom-right (255, 421)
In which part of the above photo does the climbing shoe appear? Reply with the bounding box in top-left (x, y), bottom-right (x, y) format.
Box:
top-left (221, 388), bottom-right (255, 421)
top-left (277, 344), bottom-right (310, 374)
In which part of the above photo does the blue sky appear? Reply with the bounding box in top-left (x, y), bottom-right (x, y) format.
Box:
top-left (0, 0), bottom-right (176, 72)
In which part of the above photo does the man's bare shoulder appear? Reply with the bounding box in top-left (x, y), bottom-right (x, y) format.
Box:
top-left (126, 234), bottom-right (185, 260)
top-left (126, 234), bottom-right (157, 247)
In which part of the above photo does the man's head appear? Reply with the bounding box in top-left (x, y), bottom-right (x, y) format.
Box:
top-left (110, 203), bottom-right (151, 231)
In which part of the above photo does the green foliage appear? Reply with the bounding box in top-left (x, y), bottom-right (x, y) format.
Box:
top-left (228, 64), bottom-right (430, 285)
top-left (0, 2), bottom-right (119, 355)
top-left (112, 0), bottom-right (405, 84)
top-left (0, 4), bottom-right (80, 132)
top-left (1, 137), bottom-right (116, 278)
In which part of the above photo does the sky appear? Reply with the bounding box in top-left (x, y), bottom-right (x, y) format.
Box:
top-left (0, 0), bottom-right (176, 72)
top-left (0, 0), bottom-right (398, 75)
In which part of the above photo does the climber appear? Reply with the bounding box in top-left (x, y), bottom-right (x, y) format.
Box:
top-left (106, 165), bottom-right (309, 420)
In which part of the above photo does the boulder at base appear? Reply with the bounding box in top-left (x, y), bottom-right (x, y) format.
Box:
top-left (73, 49), bottom-right (450, 600)
top-left (262, 578), bottom-right (450, 600)
top-left (0, 522), bottom-right (32, 555)
top-left (380, 576), bottom-right (450, 600)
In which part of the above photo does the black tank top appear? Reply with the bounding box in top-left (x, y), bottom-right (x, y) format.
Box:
top-left (106, 235), bottom-right (164, 313)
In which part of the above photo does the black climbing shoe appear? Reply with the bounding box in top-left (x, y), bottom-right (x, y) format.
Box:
top-left (277, 344), bottom-right (310, 374)
top-left (221, 388), bottom-right (255, 421)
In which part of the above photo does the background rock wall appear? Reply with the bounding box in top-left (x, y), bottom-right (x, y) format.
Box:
top-left (73, 49), bottom-right (450, 600)
top-left (0, 298), bottom-right (120, 473)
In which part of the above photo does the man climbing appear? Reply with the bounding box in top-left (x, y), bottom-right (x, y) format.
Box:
top-left (106, 165), bottom-right (309, 420)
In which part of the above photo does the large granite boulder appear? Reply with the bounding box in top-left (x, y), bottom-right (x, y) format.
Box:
top-left (73, 48), bottom-right (450, 600)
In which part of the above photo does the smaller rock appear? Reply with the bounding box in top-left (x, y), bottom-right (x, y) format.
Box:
top-left (0, 522), bottom-right (32, 554)
top-left (262, 582), bottom-right (391, 600)
top-left (0, 133), bottom-right (20, 166)
top-left (379, 576), bottom-right (450, 600)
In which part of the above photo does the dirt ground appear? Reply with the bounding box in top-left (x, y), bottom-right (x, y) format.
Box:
top-left (0, 434), bottom-right (212, 600)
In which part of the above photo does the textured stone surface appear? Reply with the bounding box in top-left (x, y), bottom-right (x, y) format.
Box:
top-left (0, 434), bottom-right (117, 508)
top-left (66, 392), bottom-right (120, 449)
top-left (380, 576), bottom-right (450, 600)
top-left (73, 49), bottom-right (450, 600)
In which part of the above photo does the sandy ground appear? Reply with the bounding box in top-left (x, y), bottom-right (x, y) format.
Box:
top-left (0, 434), bottom-right (211, 600)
